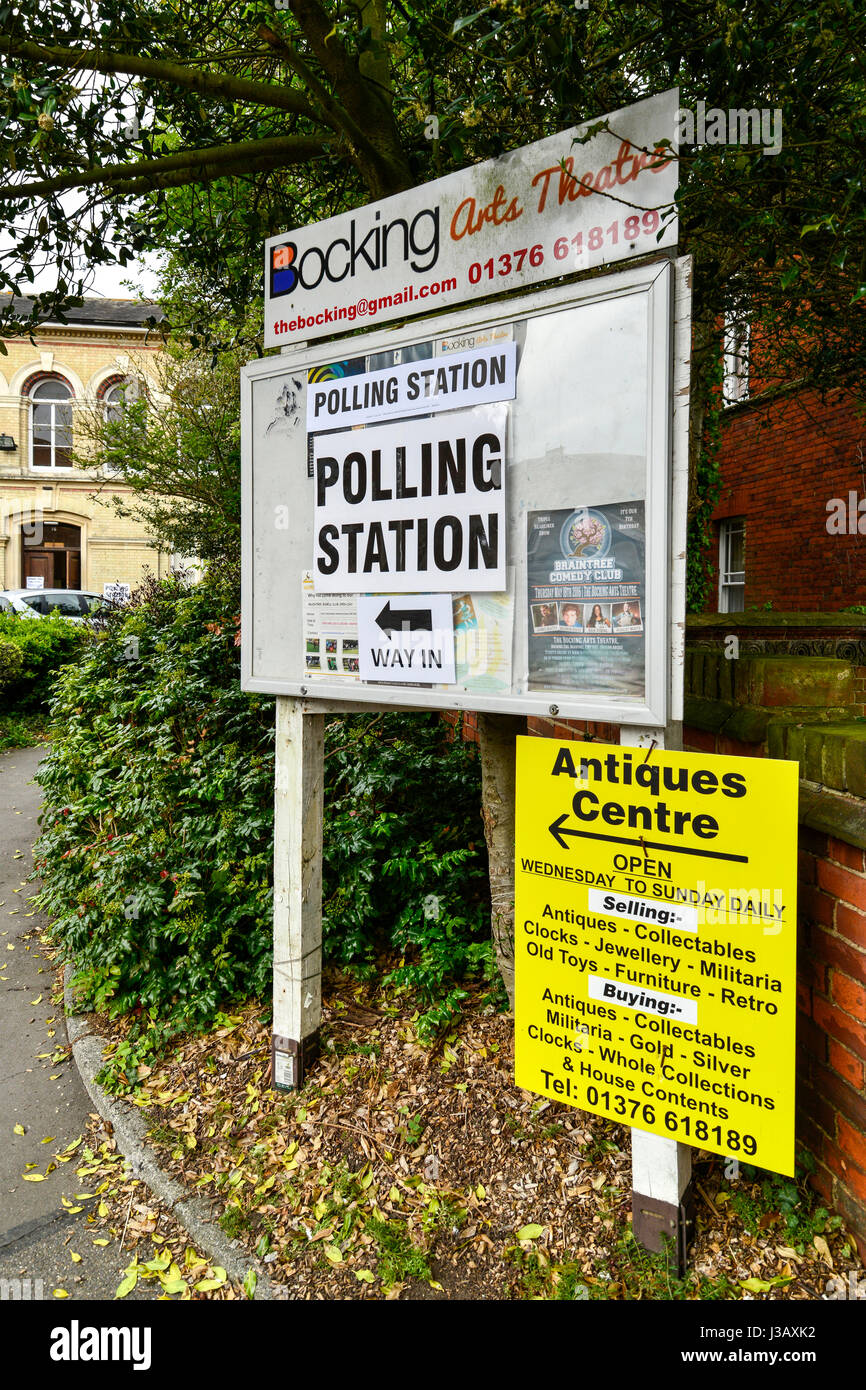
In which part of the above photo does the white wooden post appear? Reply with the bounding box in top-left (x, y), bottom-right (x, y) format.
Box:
top-left (620, 723), bottom-right (693, 1265)
top-left (271, 695), bottom-right (324, 1089)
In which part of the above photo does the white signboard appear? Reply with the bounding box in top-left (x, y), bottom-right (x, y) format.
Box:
top-left (103, 582), bottom-right (131, 604)
top-left (312, 405), bottom-right (507, 594)
top-left (265, 90), bottom-right (678, 348)
top-left (243, 259), bottom-right (687, 726)
top-left (307, 342), bottom-right (516, 431)
top-left (358, 594), bottom-right (455, 684)
top-left (25, 575), bottom-right (44, 589)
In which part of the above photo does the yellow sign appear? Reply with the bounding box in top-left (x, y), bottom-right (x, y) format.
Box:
top-left (514, 739), bottom-right (799, 1175)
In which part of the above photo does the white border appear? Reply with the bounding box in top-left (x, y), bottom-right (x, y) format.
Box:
top-left (242, 257), bottom-right (686, 726)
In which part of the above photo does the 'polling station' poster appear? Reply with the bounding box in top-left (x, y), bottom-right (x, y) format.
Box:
top-left (527, 501), bottom-right (646, 697)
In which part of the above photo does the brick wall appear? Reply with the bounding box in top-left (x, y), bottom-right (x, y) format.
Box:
top-left (710, 388), bottom-right (866, 612)
top-left (443, 710), bottom-right (620, 746)
top-left (682, 724), bottom-right (767, 759)
top-left (797, 829), bottom-right (866, 1255)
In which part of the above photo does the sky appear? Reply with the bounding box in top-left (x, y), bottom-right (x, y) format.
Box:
top-left (2, 184), bottom-right (164, 306)
top-left (18, 228), bottom-right (164, 304)
top-left (70, 253), bottom-right (162, 302)
top-left (5, 69), bottom-right (165, 306)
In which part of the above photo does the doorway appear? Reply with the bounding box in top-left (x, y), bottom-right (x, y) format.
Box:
top-left (21, 521), bottom-right (82, 589)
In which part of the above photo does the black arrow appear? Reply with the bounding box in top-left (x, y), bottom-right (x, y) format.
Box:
top-left (549, 814), bottom-right (581, 849)
top-left (547, 815), bottom-right (749, 863)
top-left (376, 600), bottom-right (433, 638)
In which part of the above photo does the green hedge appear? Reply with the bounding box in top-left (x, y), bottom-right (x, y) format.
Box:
top-left (34, 577), bottom-right (276, 1041)
top-left (0, 612), bottom-right (85, 710)
top-left (34, 575), bottom-right (493, 1080)
top-left (323, 710), bottom-right (491, 1035)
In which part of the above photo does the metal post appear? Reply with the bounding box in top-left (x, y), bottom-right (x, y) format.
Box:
top-left (620, 723), bottom-right (694, 1268)
top-left (271, 696), bottom-right (324, 1089)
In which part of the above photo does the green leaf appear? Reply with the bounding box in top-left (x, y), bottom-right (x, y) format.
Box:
top-left (451, 9), bottom-right (489, 36)
top-left (141, 1250), bottom-right (171, 1272)
top-left (115, 1269), bottom-right (138, 1298)
top-left (738, 1275), bottom-right (792, 1293)
top-left (516, 1224), bottom-right (545, 1241)
top-left (160, 1277), bottom-right (188, 1295)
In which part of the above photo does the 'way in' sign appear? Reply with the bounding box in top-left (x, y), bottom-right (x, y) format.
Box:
top-left (357, 593), bottom-right (456, 684)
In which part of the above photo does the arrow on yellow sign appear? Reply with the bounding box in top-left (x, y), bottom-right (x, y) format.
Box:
top-left (548, 814), bottom-right (749, 863)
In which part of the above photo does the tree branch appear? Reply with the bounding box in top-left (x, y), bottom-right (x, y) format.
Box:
top-left (0, 37), bottom-right (321, 121)
top-left (286, 0), bottom-right (360, 96)
top-left (255, 23), bottom-right (377, 166)
top-left (0, 134), bottom-right (332, 201)
top-left (288, 0), bottom-right (413, 194)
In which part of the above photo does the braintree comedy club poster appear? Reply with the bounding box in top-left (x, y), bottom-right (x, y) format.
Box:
top-left (527, 502), bottom-right (646, 698)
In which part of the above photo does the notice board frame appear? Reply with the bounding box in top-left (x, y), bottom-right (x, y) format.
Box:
top-left (241, 255), bottom-right (687, 727)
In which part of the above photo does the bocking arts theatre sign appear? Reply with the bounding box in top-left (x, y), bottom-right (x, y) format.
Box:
top-left (263, 90), bottom-right (678, 347)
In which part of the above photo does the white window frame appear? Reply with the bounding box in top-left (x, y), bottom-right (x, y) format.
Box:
top-left (101, 379), bottom-right (136, 477)
top-left (718, 517), bottom-right (746, 612)
top-left (103, 380), bottom-right (125, 422)
top-left (29, 378), bottom-right (75, 472)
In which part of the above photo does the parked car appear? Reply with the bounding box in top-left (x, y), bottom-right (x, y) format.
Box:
top-left (0, 589), bottom-right (123, 623)
top-left (0, 591), bottom-right (42, 618)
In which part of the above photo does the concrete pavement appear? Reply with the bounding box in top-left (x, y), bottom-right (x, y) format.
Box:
top-left (0, 743), bottom-right (272, 1302)
top-left (0, 744), bottom-right (161, 1300)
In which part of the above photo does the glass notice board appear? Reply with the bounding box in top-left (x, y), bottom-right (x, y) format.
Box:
top-left (242, 259), bottom-right (677, 725)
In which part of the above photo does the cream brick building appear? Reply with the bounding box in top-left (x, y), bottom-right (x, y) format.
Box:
top-left (0, 297), bottom-right (171, 596)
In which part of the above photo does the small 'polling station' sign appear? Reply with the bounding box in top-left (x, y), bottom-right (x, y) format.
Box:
top-left (306, 343), bottom-right (515, 431)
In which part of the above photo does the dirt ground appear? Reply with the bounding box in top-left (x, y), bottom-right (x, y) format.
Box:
top-left (55, 967), bottom-right (865, 1302)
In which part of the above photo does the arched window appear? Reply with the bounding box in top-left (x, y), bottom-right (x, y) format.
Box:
top-left (30, 376), bottom-right (74, 469)
top-left (100, 375), bottom-right (140, 422)
top-left (103, 380), bottom-right (126, 423)
top-left (98, 375), bottom-right (140, 477)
